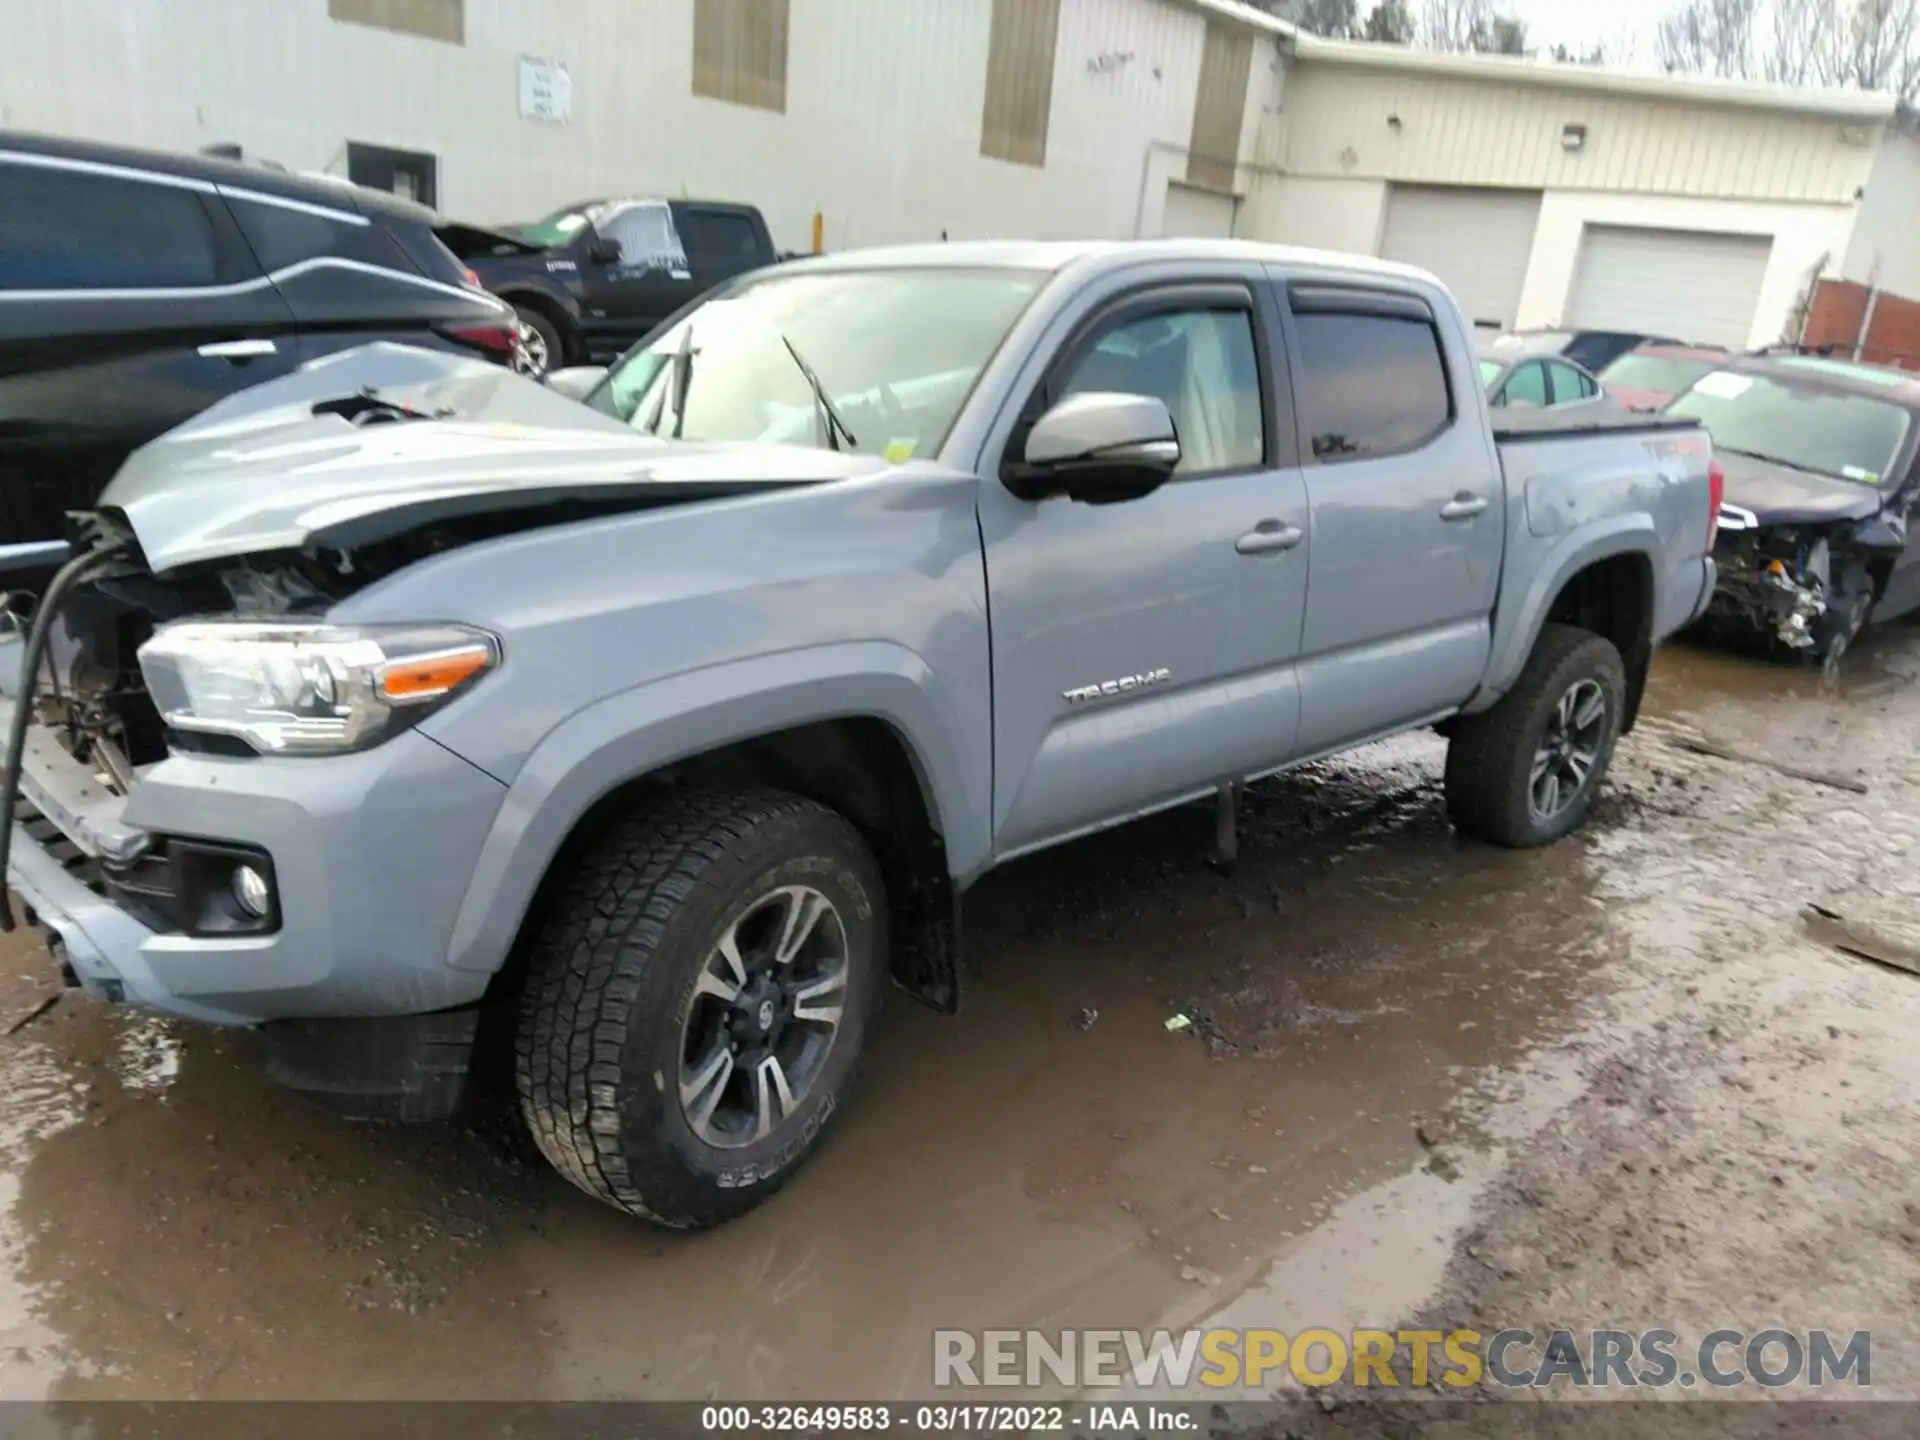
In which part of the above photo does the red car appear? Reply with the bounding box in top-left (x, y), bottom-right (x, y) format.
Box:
top-left (1596, 345), bottom-right (1730, 412)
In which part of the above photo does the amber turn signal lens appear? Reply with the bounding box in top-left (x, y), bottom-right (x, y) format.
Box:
top-left (377, 645), bottom-right (495, 702)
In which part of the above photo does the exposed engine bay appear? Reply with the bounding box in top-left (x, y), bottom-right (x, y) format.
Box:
top-left (5, 502), bottom-right (597, 789)
top-left (1707, 510), bottom-right (1883, 663)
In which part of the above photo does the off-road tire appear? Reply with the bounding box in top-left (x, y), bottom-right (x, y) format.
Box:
top-left (1444, 623), bottom-right (1627, 849)
top-left (515, 788), bottom-right (887, 1227)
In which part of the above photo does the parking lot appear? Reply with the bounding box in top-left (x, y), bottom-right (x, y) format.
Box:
top-left (0, 627), bottom-right (1913, 1404)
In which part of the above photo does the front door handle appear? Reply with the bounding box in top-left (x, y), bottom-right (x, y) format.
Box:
top-left (1440, 491), bottom-right (1489, 522)
top-left (198, 338), bottom-right (278, 362)
top-left (1235, 520), bottom-right (1304, 556)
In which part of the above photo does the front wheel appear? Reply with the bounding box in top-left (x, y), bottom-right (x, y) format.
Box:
top-left (1444, 623), bottom-right (1627, 848)
top-left (515, 789), bottom-right (887, 1227)
top-left (512, 304), bottom-right (564, 377)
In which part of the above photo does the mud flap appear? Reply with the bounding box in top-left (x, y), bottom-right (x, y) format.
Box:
top-left (891, 877), bottom-right (961, 1014)
top-left (260, 1008), bottom-right (480, 1123)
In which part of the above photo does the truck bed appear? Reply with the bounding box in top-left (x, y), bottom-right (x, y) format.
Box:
top-left (1490, 408), bottom-right (1704, 442)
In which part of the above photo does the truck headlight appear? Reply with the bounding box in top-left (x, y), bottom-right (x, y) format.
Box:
top-left (137, 621), bottom-right (499, 756)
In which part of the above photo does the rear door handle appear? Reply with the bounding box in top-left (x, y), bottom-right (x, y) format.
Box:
top-left (1235, 520), bottom-right (1304, 555)
top-left (1440, 492), bottom-right (1489, 522)
top-left (198, 338), bottom-right (278, 361)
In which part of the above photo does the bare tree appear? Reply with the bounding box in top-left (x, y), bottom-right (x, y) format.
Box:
top-left (1422, 0), bottom-right (1529, 53)
top-left (1363, 0), bottom-right (1417, 43)
top-left (1292, 0), bottom-right (1363, 37)
top-left (1421, 0), bottom-right (1490, 51)
top-left (1656, 0), bottom-right (1758, 76)
top-left (1840, 0), bottom-right (1920, 100)
top-left (1662, 0), bottom-right (1920, 103)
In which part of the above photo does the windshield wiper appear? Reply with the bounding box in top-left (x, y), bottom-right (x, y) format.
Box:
top-left (643, 324), bottom-right (696, 437)
top-left (781, 336), bottom-right (857, 453)
top-left (1714, 445), bottom-right (1834, 479)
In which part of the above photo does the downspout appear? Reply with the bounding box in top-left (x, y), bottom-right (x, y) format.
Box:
top-left (1854, 254), bottom-right (1883, 362)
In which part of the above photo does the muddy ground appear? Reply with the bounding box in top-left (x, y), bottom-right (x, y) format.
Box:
top-left (0, 629), bottom-right (1915, 1419)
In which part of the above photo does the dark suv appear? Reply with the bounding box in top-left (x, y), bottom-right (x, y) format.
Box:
top-left (0, 130), bottom-right (521, 574)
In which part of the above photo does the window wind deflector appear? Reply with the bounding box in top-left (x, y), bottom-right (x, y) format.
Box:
top-left (1287, 284), bottom-right (1433, 323)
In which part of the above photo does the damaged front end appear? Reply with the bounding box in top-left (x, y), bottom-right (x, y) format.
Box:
top-left (0, 509), bottom-right (508, 954)
top-left (1707, 506), bottom-right (1884, 661)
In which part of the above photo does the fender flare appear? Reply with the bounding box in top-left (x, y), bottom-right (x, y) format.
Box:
top-left (1464, 515), bottom-right (1659, 714)
top-left (490, 279), bottom-right (584, 329)
top-left (440, 642), bottom-right (983, 975)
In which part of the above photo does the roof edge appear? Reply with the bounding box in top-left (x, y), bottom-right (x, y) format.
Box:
top-left (1293, 35), bottom-right (1897, 121)
top-left (1168, 0), bottom-right (1299, 40)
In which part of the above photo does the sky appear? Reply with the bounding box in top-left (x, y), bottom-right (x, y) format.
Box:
top-left (1510, 0), bottom-right (1673, 62)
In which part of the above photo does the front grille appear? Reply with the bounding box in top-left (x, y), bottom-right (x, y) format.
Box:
top-left (13, 797), bottom-right (105, 895)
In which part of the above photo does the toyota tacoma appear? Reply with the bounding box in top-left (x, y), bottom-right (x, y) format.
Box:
top-left (0, 241), bottom-right (1718, 1228)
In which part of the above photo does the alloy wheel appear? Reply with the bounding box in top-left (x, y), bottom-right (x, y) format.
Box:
top-left (515, 320), bottom-right (549, 376)
top-left (678, 884), bottom-right (849, 1149)
top-left (1529, 678), bottom-right (1608, 824)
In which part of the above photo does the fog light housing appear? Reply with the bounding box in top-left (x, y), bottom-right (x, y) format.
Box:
top-left (232, 864), bottom-right (272, 918)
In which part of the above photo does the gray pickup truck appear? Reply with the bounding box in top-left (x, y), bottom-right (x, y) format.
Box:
top-left (0, 240), bottom-right (1718, 1228)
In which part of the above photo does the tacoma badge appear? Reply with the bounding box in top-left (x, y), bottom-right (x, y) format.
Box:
top-left (1063, 668), bottom-right (1173, 705)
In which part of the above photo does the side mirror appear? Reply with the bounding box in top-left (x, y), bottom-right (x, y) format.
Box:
top-left (1003, 392), bottom-right (1180, 505)
top-left (587, 235), bottom-right (622, 265)
top-left (543, 364), bottom-right (609, 402)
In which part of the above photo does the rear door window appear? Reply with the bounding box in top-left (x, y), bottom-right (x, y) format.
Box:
top-left (1292, 309), bottom-right (1452, 460)
top-left (227, 197), bottom-right (420, 276)
top-left (677, 208), bottom-right (763, 260)
top-left (1546, 362), bottom-right (1595, 403)
top-left (0, 161), bottom-right (221, 290)
top-left (1502, 361), bottom-right (1549, 408)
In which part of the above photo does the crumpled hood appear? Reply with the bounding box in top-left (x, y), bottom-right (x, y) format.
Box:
top-left (99, 343), bottom-right (887, 572)
top-left (1718, 451), bottom-right (1884, 527)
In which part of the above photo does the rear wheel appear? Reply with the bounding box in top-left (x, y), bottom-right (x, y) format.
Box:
top-left (1445, 624), bottom-right (1627, 848)
top-left (515, 789), bottom-right (886, 1227)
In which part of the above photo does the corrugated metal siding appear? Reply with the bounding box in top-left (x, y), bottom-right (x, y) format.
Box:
top-left (1566, 227), bottom-right (1773, 346)
top-left (692, 0), bottom-right (790, 113)
top-left (0, 0), bottom-right (1223, 250)
top-left (1381, 186), bottom-right (1541, 329)
top-left (328, 0), bottom-right (464, 44)
top-left (1186, 20), bottom-right (1251, 192)
top-left (981, 0), bottom-right (1063, 167)
top-left (1284, 60), bottom-right (1881, 204)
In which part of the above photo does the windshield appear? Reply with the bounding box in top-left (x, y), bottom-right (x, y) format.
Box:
top-left (1668, 371), bottom-right (1912, 484)
top-left (596, 267), bottom-right (1048, 459)
top-left (515, 206), bottom-right (596, 247)
top-left (1598, 353), bottom-right (1718, 397)
top-left (1477, 360), bottom-right (1504, 388)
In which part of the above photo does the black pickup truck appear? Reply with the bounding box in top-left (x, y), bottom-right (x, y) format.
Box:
top-left (439, 198), bottom-right (780, 374)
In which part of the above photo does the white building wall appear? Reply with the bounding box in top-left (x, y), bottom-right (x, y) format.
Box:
top-left (1248, 52), bottom-right (1884, 346)
top-left (0, 0), bottom-right (1275, 253)
top-left (1842, 126), bottom-right (1920, 298)
top-left (1279, 52), bottom-right (1884, 203)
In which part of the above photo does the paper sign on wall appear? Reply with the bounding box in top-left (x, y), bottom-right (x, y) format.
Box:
top-left (519, 58), bottom-right (572, 122)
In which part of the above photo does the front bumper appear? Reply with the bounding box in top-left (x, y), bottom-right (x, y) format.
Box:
top-left (2, 698), bottom-right (508, 1027)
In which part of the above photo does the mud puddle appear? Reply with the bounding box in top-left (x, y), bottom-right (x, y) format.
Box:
top-left (0, 629), bottom-right (1912, 1403)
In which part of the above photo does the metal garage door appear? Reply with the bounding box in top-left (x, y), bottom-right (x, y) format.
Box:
top-left (1161, 182), bottom-right (1237, 239)
top-left (1381, 186), bottom-right (1542, 331)
top-left (1566, 227), bottom-right (1773, 348)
